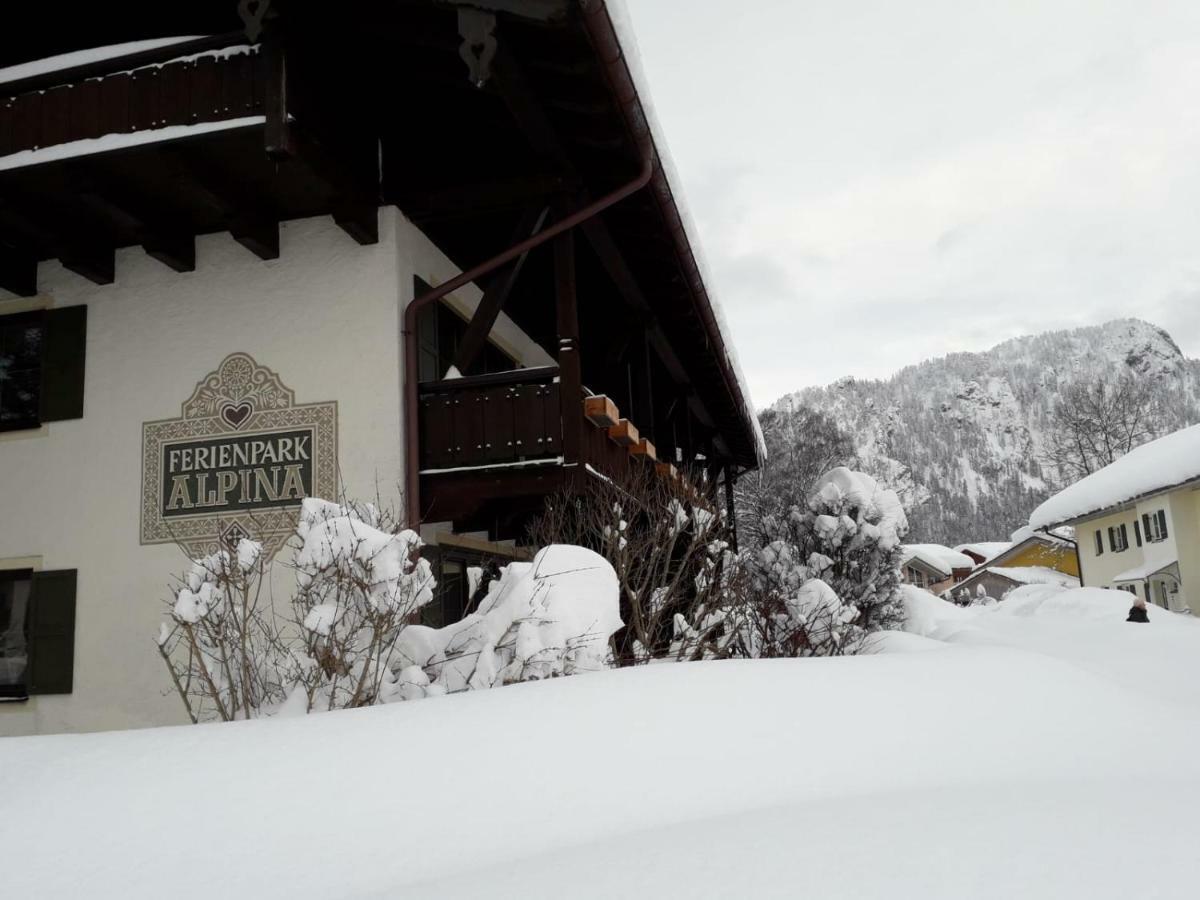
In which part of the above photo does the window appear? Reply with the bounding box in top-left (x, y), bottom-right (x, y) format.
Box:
top-left (0, 569), bottom-right (77, 699)
top-left (1134, 519), bottom-right (1143, 547)
top-left (0, 306), bottom-right (87, 432)
top-left (0, 312), bottom-right (44, 431)
top-left (1094, 529), bottom-right (1104, 556)
top-left (414, 281), bottom-right (516, 383)
top-left (1117, 584), bottom-right (1137, 595)
top-left (1108, 523), bottom-right (1128, 553)
top-left (1143, 509), bottom-right (1169, 543)
top-left (0, 571), bottom-right (32, 698)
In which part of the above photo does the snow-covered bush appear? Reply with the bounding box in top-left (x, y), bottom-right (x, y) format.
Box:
top-left (289, 499), bottom-right (435, 711)
top-left (159, 500), bottom-right (621, 722)
top-left (387, 545), bottom-right (623, 698)
top-left (742, 467), bottom-right (909, 655)
top-left (156, 538), bottom-right (288, 721)
top-left (528, 465), bottom-right (748, 664)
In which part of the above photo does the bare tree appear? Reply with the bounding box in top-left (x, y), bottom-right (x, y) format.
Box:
top-left (1042, 374), bottom-right (1162, 485)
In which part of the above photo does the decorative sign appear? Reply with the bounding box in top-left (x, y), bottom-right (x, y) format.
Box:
top-left (141, 353), bottom-right (337, 558)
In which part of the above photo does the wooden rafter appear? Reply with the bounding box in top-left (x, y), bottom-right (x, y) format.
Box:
top-left (452, 203), bottom-right (550, 375)
top-left (0, 242), bottom-right (37, 297)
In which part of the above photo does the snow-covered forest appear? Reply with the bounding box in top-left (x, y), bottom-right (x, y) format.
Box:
top-left (765, 319), bottom-right (1200, 542)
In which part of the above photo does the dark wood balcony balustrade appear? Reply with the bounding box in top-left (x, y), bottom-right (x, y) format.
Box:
top-left (417, 366), bottom-right (700, 507)
top-left (1, 42), bottom-right (264, 159)
top-left (418, 366), bottom-right (562, 472)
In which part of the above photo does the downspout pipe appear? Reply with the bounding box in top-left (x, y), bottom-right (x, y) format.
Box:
top-left (402, 1), bottom-right (654, 527)
top-left (1036, 527), bottom-right (1083, 587)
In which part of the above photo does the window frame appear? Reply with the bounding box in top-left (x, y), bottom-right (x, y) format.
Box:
top-left (1143, 509), bottom-right (1169, 543)
top-left (1108, 523), bottom-right (1129, 553)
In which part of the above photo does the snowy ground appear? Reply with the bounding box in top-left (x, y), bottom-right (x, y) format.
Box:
top-left (5, 585), bottom-right (1200, 899)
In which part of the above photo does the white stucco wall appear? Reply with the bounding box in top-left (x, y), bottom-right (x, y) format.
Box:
top-left (1075, 494), bottom-right (1193, 612)
top-left (0, 206), bottom-right (549, 736)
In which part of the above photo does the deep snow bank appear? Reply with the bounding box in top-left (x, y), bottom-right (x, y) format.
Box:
top-left (6, 590), bottom-right (1200, 898)
top-left (897, 583), bottom-right (1200, 706)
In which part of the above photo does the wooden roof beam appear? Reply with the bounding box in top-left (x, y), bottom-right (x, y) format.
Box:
top-left (453, 203), bottom-right (549, 375)
top-left (0, 243), bottom-right (38, 297)
top-left (288, 128), bottom-right (379, 246)
top-left (0, 193), bottom-right (114, 285)
top-left (398, 173), bottom-right (572, 222)
top-left (579, 214), bottom-right (717, 430)
top-left (72, 168), bottom-right (196, 273)
top-left (430, 0), bottom-right (569, 23)
top-left (160, 147), bottom-right (281, 261)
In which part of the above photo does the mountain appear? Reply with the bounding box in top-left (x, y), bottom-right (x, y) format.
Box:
top-left (768, 319), bottom-right (1200, 543)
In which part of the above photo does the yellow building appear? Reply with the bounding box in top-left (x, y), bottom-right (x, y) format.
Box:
top-left (949, 529), bottom-right (1079, 601)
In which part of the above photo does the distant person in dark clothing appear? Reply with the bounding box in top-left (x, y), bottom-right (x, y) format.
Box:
top-left (1127, 594), bottom-right (1149, 623)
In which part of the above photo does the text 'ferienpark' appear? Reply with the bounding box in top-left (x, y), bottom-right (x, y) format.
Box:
top-left (160, 429), bottom-right (314, 517)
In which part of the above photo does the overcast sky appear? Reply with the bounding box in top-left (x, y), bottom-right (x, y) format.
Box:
top-left (622, 0), bottom-right (1200, 406)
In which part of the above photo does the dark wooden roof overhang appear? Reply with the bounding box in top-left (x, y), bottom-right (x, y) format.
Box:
top-left (0, 0), bottom-right (759, 469)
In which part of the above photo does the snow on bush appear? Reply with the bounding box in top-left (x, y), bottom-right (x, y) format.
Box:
top-left (158, 500), bottom-right (621, 721)
top-left (527, 464), bottom-right (747, 664)
top-left (389, 545), bottom-right (622, 698)
top-left (742, 467), bottom-right (909, 655)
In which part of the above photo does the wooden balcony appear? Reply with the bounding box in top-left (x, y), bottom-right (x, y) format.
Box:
top-left (418, 366), bottom-right (562, 471)
top-left (417, 366), bottom-right (675, 533)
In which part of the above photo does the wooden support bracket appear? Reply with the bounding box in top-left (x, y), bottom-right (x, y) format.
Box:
top-left (607, 418), bottom-right (638, 447)
top-left (584, 395), bottom-right (619, 428)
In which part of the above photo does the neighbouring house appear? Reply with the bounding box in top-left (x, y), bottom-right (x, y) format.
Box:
top-left (948, 527), bottom-right (1081, 602)
top-left (899, 544), bottom-right (975, 593)
top-left (0, 2), bottom-right (762, 735)
top-left (954, 542), bottom-right (1013, 567)
top-left (1028, 424), bottom-right (1200, 614)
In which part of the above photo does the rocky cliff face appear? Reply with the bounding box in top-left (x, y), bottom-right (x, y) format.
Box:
top-left (770, 320), bottom-right (1200, 543)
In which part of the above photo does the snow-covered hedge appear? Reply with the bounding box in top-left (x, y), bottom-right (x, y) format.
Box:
top-left (158, 500), bottom-right (622, 721)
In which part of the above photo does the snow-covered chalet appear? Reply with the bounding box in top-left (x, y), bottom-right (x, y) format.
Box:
top-left (1029, 424), bottom-right (1200, 614)
top-left (0, 1), bottom-right (762, 735)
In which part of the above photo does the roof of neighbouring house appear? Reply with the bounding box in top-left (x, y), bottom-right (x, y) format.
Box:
top-left (949, 564), bottom-right (1080, 597)
top-left (954, 542), bottom-right (1013, 563)
top-left (1029, 424), bottom-right (1200, 529)
top-left (901, 544), bottom-right (976, 577)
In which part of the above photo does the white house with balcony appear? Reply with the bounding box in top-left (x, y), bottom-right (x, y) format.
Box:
top-left (1028, 424), bottom-right (1200, 614)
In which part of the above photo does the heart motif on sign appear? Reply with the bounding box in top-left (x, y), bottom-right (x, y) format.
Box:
top-left (221, 402), bottom-right (253, 429)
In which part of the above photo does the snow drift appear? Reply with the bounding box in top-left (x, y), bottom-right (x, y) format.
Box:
top-left (7, 583), bottom-right (1200, 898)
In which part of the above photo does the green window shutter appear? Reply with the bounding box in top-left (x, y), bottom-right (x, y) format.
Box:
top-left (38, 305), bottom-right (87, 423)
top-left (27, 569), bottom-right (77, 696)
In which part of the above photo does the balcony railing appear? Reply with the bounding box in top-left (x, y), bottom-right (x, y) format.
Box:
top-left (418, 366), bottom-right (706, 501)
top-left (1, 40), bottom-right (264, 161)
top-left (418, 366), bottom-right (562, 472)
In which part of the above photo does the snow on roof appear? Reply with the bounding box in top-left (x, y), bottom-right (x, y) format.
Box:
top-left (1113, 559), bottom-right (1178, 583)
top-left (604, 0), bottom-right (765, 463)
top-left (0, 36), bottom-right (202, 85)
top-left (901, 543), bottom-right (975, 576)
top-left (986, 566), bottom-right (1080, 588)
top-left (1029, 424), bottom-right (1200, 529)
top-left (1008, 524), bottom-right (1064, 545)
top-left (954, 542), bottom-right (1013, 563)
